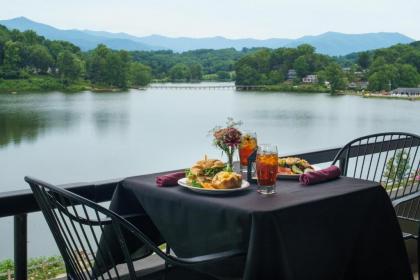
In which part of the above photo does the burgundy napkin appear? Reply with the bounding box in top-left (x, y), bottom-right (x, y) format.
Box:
top-left (156, 171), bottom-right (185, 187)
top-left (299, 166), bottom-right (341, 185)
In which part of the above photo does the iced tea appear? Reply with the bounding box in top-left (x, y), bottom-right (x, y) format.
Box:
top-left (256, 144), bottom-right (278, 194)
top-left (239, 133), bottom-right (257, 168)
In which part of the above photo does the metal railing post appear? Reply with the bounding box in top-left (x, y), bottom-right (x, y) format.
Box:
top-left (338, 157), bottom-right (346, 175)
top-left (14, 214), bottom-right (27, 280)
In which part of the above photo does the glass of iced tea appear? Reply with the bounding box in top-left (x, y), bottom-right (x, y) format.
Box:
top-left (239, 132), bottom-right (257, 173)
top-left (256, 144), bottom-right (278, 195)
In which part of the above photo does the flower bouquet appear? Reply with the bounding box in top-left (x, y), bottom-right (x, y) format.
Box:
top-left (210, 118), bottom-right (242, 169)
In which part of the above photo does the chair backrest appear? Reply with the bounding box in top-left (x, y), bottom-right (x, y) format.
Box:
top-left (25, 176), bottom-right (166, 280)
top-left (332, 132), bottom-right (420, 201)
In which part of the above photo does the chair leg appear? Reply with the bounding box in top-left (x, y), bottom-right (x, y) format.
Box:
top-left (417, 237), bottom-right (420, 280)
top-left (417, 224), bottom-right (420, 280)
top-left (164, 243), bottom-right (171, 280)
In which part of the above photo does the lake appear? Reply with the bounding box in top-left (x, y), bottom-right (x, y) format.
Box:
top-left (1, 82), bottom-right (420, 260)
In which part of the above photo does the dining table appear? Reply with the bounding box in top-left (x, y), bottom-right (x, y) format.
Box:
top-left (106, 171), bottom-right (413, 280)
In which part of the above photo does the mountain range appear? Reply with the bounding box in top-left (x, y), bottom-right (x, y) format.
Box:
top-left (0, 17), bottom-right (415, 56)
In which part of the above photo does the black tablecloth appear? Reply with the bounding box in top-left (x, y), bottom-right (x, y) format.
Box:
top-left (109, 173), bottom-right (412, 280)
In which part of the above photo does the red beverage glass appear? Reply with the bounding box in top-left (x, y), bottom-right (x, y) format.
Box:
top-left (256, 144), bottom-right (278, 194)
top-left (239, 132), bottom-right (257, 172)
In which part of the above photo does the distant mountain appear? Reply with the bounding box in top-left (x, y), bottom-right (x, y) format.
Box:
top-left (0, 17), bottom-right (415, 56)
top-left (0, 17), bottom-right (162, 51)
top-left (284, 31), bottom-right (414, 56)
top-left (84, 31), bottom-right (294, 52)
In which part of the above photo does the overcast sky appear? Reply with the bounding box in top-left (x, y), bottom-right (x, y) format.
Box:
top-left (0, 0), bottom-right (419, 39)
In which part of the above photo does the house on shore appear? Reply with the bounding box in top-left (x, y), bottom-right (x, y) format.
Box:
top-left (302, 74), bottom-right (318, 84)
top-left (390, 88), bottom-right (420, 96)
top-left (348, 81), bottom-right (369, 90)
top-left (287, 69), bottom-right (297, 81)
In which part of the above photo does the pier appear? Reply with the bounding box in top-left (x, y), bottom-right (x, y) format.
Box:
top-left (140, 85), bottom-right (267, 90)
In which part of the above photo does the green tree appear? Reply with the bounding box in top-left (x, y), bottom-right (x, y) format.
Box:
top-left (268, 70), bottom-right (284, 84)
top-left (397, 64), bottom-right (420, 88)
top-left (297, 44), bottom-right (315, 56)
top-left (325, 63), bottom-right (346, 94)
top-left (357, 52), bottom-right (371, 69)
top-left (57, 50), bottom-right (84, 84)
top-left (22, 30), bottom-right (43, 45)
top-left (86, 44), bottom-right (111, 84)
top-left (129, 62), bottom-right (152, 86)
top-left (189, 63), bottom-right (202, 81)
top-left (216, 70), bottom-right (231, 81)
top-left (104, 51), bottom-right (129, 88)
top-left (169, 63), bottom-right (191, 81)
top-left (368, 64), bottom-right (398, 91)
top-left (27, 44), bottom-right (53, 74)
top-left (293, 56), bottom-right (310, 78)
top-left (1, 40), bottom-right (21, 78)
top-left (235, 65), bottom-right (260, 85)
top-left (383, 151), bottom-right (411, 183)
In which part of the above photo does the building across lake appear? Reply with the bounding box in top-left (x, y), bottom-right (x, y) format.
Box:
top-left (302, 74), bottom-right (318, 84)
top-left (391, 88), bottom-right (420, 96)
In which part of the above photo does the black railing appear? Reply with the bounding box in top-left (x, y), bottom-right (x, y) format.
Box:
top-left (0, 137), bottom-right (416, 279)
top-left (0, 179), bottom-right (121, 280)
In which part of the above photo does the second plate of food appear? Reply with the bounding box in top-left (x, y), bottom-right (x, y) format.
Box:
top-left (277, 157), bottom-right (316, 180)
top-left (178, 178), bottom-right (251, 194)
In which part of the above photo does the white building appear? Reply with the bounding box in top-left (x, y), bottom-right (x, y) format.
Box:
top-left (391, 88), bottom-right (420, 96)
top-left (302, 75), bottom-right (318, 84)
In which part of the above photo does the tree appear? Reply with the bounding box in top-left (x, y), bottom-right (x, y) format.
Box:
top-left (235, 65), bottom-right (260, 85)
top-left (86, 44), bottom-right (111, 84)
top-left (1, 40), bottom-right (21, 78)
top-left (357, 52), bottom-right (371, 69)
top-left (57, 50), bottom-right (84, 84)
top-left (293, 56), bottom-right (310, 78)
top-left (22, 30), bottom-right (43, 45)
top-left (383, 151), bottom-right (411, 183)
top-left (325, 63), bottom-right (346, 94)
top-left (104, 51), bottom-right (129, 88)
top-left (216, 71), bottom-right (231, 81)
top-left (297, 44), bottom-right (315, 56)
top-left (368, 64), bottom-right (398, 91)
top-left (397, 64), bottom-right (420, 88)
top-left (189, 63), bottom-right (202, 81)
top-left (27, 44), bottom-right (53, 74)
top-left (129, 62), bottom-right (152, 86)
top-left (268, 70), bottom-right (284, 84)
top-left (169, 63), bottom-right (191, 81)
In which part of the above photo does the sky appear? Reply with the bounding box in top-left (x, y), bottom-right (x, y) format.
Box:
top-left (0, 0), bottom-right (419, 40)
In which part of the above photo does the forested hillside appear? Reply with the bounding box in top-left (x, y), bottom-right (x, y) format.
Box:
top-left (235, 42), bottom-right (420, 92)
top-left (1, 23), bottom-right (419, 93)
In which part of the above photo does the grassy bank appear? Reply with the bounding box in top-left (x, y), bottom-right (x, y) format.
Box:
top-left (238, 83), bottom-right (330, 93)
top-left (0, 77), bottom-right (129, 94)
top-left (0, 77), bottom-right (91, 93)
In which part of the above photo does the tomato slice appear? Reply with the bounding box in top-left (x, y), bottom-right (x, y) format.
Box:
top-left (278, 166), bottom-right (292, 175)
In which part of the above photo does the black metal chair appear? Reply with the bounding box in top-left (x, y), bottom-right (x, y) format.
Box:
top-left (331, 132), bottom-right (420, 276)
top-left (25, 176), bottom-right (244, 280)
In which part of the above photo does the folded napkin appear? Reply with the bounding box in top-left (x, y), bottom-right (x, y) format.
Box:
top-left (156, 171), bottom-right (185, 187)
top-left (299, 165), bottom-right (341, 186)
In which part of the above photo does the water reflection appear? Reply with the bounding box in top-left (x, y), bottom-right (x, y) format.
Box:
top-left (0, 94), bottom-right (83, 147)
top-left (93, 110), bottom-right (130, 133)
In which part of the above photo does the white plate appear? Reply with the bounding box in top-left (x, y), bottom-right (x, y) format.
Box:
top-left (177, 178), bottom-right (251, 194)
top-left (277, 165), bottom-right (318, 180)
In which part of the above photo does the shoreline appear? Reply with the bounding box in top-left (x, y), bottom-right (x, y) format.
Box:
top-left (1, 80), bottom-right (419, 101)
top-left (338, 91), bottom-right (420, 101)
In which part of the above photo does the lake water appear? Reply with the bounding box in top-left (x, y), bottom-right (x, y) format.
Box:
top-left (1, 82), bottom-right (420, 260)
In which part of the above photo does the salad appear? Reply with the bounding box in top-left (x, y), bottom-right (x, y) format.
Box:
top-left (278, 157), bottom-right (314, 175)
